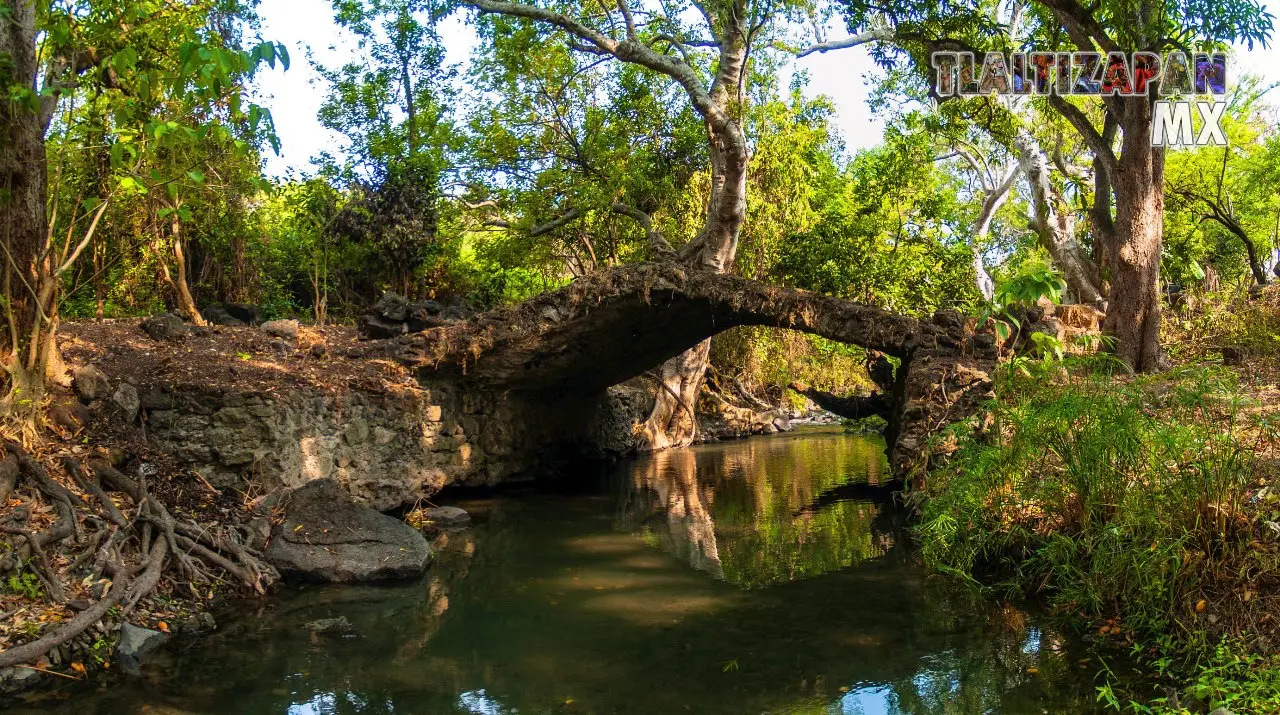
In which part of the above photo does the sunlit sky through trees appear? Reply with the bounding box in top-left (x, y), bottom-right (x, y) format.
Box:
top-left (253, 0), bottom-right (1280, 178)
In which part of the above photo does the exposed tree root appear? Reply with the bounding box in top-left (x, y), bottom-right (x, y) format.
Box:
top-left (0, 441), bottom-right (278, 671)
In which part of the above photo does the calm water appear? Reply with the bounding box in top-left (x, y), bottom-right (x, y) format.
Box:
top-left (16, 427), bottom-right (1102, 714)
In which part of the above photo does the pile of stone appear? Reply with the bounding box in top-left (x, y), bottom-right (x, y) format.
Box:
top-left (358, 292), bottom-right (473, 339)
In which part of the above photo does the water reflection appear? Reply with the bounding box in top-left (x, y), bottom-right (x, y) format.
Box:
top-left (17, 428), bottom-right (1102, 714)
top-left (620, 427), bottom-right (902, 587)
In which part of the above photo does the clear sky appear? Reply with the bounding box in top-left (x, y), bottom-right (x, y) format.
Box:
top-left (252, 0), bottom-right (1280, 178)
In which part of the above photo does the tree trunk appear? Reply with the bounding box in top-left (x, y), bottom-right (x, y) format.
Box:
top-left (636, 25), bottom-right (749, 452)
top-left (1089, 116), bottom-right (1119, 294)
top-left (1104, 107), bottom-right (1164, 371)
top-left (639, 340), bottom-right (711, 449)
top-left (167, 214), bottom-right (206, 326)
top-left (1016, 131), bottom-right (1105, 308)
top-left (0, 0), bottom-right (54, 429)
top-left (971, 165), bottom-right (1018, 301)
top-left (461, 0), bottom-right (750, 451)
top-left (1228, 224), bottom-right (1269, 286)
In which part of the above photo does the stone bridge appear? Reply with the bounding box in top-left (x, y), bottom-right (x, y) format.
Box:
top-left (359, 262), bottom-right (1000, 481)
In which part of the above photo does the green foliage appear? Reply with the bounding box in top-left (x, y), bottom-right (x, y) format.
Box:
top-left (774, 126), bottom-right (982, 315)
top-left (1173, 641), bottom-right (1280, 714)
top-left (1164, 78), bottom-right (1280, 288)
top-left (6, 570), bottom-right (43, 600)
top-left (711, 327), bottom-right (872, 401)
top-left (978, 259), bottom-right (1066, 343)
top-left (916, 360), bottom-right (1261, 638)
top-left (995, 259), bottom-right (1066, 307)
top-left (312, 0), bottom-right (462, 301)
top-left (1166, 286), bottom-right (1280, 362)
top-left (87, 634), bottom-right (114, 666)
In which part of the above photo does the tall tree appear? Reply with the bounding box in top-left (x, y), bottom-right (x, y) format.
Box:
top-left (461, 0), bottom-right (766, 449)
top-left (820, 0), bottom-right (1272, 369)
top-left (315, 0), bottom-right (458, 298)
top-left (1, 0), bottom-right (54, 426)
top-left (1165, 81), bottom-right (1276, 287)
top-left (1, 0), bottom-right (284, 432)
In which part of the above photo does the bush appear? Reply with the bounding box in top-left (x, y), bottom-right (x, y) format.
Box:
top-left (914, 356), bottom-right (1280, 711)
top-left (916, 358), bottom-right (1269, 636)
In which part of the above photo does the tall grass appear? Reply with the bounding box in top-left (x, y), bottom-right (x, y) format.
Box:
top-left (915, 357), bottom-right (1269, 640)
top-left (1167, 285), bottom-right (1280, 361)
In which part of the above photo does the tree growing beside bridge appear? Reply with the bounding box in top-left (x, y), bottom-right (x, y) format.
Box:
top-left (462, 0), bottom-right (773, 448)
top-left (818, 0), bottom-right (1272, 371)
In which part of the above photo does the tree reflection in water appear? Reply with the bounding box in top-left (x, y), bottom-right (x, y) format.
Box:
top-left (619, 427), bottom-right (902, 587)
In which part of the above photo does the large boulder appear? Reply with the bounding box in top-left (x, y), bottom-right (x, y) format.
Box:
top-left (140, 313), bottom-right (187, 342)
top-left (72, 364), bottom-right (111, 403)
top-left (265, 478), bottom-right (431, 582)
top-left (222, 302), bottom-right (263, 325)
top-left (262, 318), bottom-right (299, 342)
top-left (202, 304), bottom-right (244, 327)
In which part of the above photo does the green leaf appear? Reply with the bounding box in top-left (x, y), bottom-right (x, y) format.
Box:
top-left (112, 46), bottom-right (139, 74)
top-left (1188, 258), bottom-right (1207, 281)
top-left (187, 170), bottom-right (206, 185)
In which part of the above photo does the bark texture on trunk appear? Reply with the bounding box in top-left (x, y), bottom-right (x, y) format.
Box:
top-left (638, 340), bottom-right (710, 450)
top-left (1016, 131), bottom-right (1106, 308)
top-left (0, 0), bottom-right (53, 418)
top-left (1104, 106), bottom-right (1164, 371)
top-left (637, 18), bottom-right (750, 451)
top-left (971, 165), bottom-right (1018, 301)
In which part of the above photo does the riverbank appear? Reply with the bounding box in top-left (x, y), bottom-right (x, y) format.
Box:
top-left (0, 316), bottom-right (842, 697)
top-left (911, 288), bottom-right (1280, 713)
top-left (1, 318), bottom-right (443, 695)
top-left (10, 427), bottom-right (1105, 713)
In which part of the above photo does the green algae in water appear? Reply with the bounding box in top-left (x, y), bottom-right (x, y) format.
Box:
top-left (15, 428), bottom-right (1102, 714)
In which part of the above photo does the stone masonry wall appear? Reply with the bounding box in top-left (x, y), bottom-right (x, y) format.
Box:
top-left (143, 380), bottom-right (622, 511)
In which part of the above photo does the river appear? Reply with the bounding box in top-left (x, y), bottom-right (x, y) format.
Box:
top-left (16, 427), bottom-right (1103, 714)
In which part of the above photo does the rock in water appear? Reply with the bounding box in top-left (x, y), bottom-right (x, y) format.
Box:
top-left (140, 313), bottom-right (187, 342)
top-left (116, 623), bottom-right (170, 675)
top-left (423, 506), bottom-right (471, 528)
top-left (265, 478), bottom-right (431, 582)
top-left (262, 318), bottom-right (299, 341)
top-left (0, 665), bottom-right (42, 693)
top-left (72, 364), bottom-right (110, 403)
top-left (304, 616), bottom-right (354, 634)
